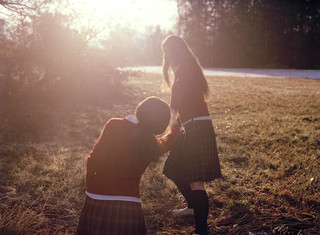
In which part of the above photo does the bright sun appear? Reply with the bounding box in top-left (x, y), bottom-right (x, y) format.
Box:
top-left (68, 0), bottom-right (177, 33)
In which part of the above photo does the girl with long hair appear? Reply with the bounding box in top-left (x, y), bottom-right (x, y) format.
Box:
top-left (162, 35), bottom-right (222, 235)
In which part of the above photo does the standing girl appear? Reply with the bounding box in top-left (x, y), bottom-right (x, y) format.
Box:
top-left (76, 96), bottom-right (178, 235)
top-left (162, 35), bottom-right (222, 235)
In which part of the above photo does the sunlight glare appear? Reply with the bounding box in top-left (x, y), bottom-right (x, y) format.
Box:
top-left (69, 0), bottom-right (177, 33)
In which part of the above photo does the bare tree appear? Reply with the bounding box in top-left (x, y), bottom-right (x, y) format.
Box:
top-left (0, 0), bottom-right (52, 16)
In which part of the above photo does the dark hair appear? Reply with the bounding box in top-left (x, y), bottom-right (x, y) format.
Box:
top-left (130, 96), bottom-right (171, 162)
top-left (162, 35), bottom-right (209, 98)
top-left (135, 96), bottom-right (170, 135)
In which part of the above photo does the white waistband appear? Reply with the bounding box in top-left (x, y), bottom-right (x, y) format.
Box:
top-left (182, 116), bottom-right (212, 126)
top-left (86, 191), bottom-right (142, 203)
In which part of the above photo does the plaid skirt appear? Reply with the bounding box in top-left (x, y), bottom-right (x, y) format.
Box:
top-left (163, 120), bottom-right (221, 185)
top-left (76, 196), bottom-right (146, 235)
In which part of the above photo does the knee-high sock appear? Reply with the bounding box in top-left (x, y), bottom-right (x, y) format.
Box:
top-left (191, 190), bottom-right (209, 235)
top-left (175, 182), bottom-right (194, 209)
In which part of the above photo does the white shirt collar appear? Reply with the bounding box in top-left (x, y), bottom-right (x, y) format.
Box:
top-left (125, 115), bottom-right (139, 124)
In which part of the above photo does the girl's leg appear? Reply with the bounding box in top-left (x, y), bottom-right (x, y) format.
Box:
top-left (175, 182), bottom-right (194, 209)
top-left (190, 181), bottom-right (208, 235)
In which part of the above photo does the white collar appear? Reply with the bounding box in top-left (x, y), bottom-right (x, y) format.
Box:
top-left (125, 115), bottom-right (139, 124)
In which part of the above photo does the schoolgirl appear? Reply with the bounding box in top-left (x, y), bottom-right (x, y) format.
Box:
top-left (76, 96), bottom-right (178, 235)
top-left (162, 35), bottom-right (222, 235)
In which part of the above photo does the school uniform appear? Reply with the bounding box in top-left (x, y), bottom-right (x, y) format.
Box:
top-left (162, 61), bottom-right (222, 235)
top-left (77, 115), bottom-right (176, 235)
top-left (163, 62), bottom-right (222, 185)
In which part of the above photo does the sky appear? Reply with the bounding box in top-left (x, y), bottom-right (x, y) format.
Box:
top-left (68, 0), bottom-right (178, 33)
top-left (0, 0), bottom-right (178, 38)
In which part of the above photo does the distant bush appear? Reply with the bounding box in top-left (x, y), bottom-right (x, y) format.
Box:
top-left (1, 13), bottom-right (127, 105)
top-left (0, 13), bottom-right (129, 143)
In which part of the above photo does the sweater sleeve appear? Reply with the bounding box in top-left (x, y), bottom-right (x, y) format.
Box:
top-left (170, 64), bottom-right (198, 109)
top-left (170, 76), bottom-right (187, 110)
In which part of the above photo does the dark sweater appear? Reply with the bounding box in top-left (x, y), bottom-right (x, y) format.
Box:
top-left (170, 62), bottom-right (210, 123)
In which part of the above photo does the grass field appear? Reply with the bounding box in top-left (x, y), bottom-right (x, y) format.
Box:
top-left (0, 72), bottom-right (319, 234)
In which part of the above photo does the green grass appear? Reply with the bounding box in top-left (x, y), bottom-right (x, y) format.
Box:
top-left (0, 73), bottom-right (319, 234)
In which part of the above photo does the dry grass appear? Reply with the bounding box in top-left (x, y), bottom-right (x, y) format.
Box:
top-left (0, 72), bottom-right (319, 234)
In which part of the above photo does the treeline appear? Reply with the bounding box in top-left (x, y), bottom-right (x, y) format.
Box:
top-left (0, 13), bottom-right (130, 107)
top-left (0, 2), bottom-right (170, 141)
top-left (1, 0), bottom-right (319, 105)
top-left (0, 8), bottom-right (169, 105)
top-left (177, 0), bottom-right (320, 69)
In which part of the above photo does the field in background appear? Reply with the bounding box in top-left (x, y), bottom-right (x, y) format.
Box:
top-left (124, 66), bottom-right (320, 79)
top-left (0, 72), bottom-right (319, 234)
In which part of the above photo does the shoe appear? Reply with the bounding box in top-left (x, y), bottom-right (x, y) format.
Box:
top-left (172, 207), bottom-right (194, 217)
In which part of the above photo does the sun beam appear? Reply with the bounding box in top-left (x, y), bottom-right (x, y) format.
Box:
top-left (67, 0), bottom-right (177, 34)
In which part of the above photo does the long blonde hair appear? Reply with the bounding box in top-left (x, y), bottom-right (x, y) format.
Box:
top-left (162, 35), bottom-right (209, 98)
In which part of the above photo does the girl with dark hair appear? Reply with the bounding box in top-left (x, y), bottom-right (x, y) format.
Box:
top-left (76, 96), bottom-right (178, 235)
top-left (162, 35), bottom-right (222, 235)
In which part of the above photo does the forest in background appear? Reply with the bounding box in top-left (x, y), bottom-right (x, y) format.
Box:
top-left (1, 0), bottom-right (320, 88)
top-left (1, 0), bottom-right (319, 141)
top-left (177, 0), bottom-right (320, 69)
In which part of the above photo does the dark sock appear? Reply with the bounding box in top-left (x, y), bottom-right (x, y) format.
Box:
top-left (191, 190), bottom-right (209, 235)
top-left (175, 182), bottom-right (194, 208)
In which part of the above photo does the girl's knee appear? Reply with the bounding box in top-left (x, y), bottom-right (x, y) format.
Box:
top-left (190, 181), bottom-right (205, 191)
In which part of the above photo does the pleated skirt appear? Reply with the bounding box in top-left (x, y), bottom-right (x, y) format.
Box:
top-left (163, 120), bottom-right (222, 185)
top-left (76, 196), bottom-right (146, 235)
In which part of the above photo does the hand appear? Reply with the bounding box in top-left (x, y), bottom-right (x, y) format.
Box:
top-left (169, 108), bottom-right (179, 129)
